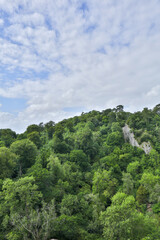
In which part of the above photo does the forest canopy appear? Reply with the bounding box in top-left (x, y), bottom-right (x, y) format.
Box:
top-left (0, 104), bottom-right (160, 239)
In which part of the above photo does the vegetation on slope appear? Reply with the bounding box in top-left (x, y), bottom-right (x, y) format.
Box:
top-left (0, 104), bottom-right (160, 239)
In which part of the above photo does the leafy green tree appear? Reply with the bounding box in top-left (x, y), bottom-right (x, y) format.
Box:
top-left (0, 176), bottom-right (42, 238)
top-left (27, 163), bottom-right (51, 201)
top-left (111, 122), bottom-right (122, 132)
top-left (106, 131), bottom-right (124, 147)
top-left (75, 126), bottom-right (99, 158)
top-left (122, 172), bottom-right (134, 195)
top-left (0, 141), bottom-right (5, 147)
top-left (92, 170), bottom-right (118, 205)
top-left (54, 123), bottom-right (64, 140)
top-left (0, 147), bottom-right (17, 179)
top-left (118, 152), bottom-right (133, 171)
top-left (44, 121), bottom-right (55, 139)
top-left (7, 200), bottom-right (56, 240)
top-left (100, 153), bottom-right (119, 170)
top-left (26, 124), bottom-right (41, 134)
top-left (70, 150), bottom-right (89, 171)
top-left (115, 105), bottom-right (124, 112)
top-left (140, 172), bottom-right (160, 203)
top-left (0, 129), bottom-right (17, 147)
top-left (136, 185), bottom-right (149, 204)
top-left (127, 161), bottom-right (142, 180)
top-left (55, 214), bottom-right (82, 240)
top-left (27, 131), bottom-right (42, 149)
top-left (101, 192), bottom-right (159, 240)
top-left (63, 161), bottom-right (84, 194)
top-left (51, 136), bottom-right (71, 154)
top-left (108, 111), bottom-right (116, 123)
top-left (153, 103), bottom-right (160, 115)
top-left (38, 144), bottom-right (52, 168)
top-left (47, 155), bottom-right (65, 184)
top-left (142, 107), bottom-right (152, 128)
top-left (148, 149), bottom-right (160, 169)
top-left (0, 177), bottom-right (42, 214)
top-left (10, 139), bottom-right (37, 176)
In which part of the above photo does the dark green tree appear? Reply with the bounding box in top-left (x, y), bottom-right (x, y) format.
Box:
top-left (10, 139), bottom-right (37, 176)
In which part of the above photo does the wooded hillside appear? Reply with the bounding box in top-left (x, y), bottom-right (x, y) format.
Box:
top-left (0, 104), bottom-right (160, 240)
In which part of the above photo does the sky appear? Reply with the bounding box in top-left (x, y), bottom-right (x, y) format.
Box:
top-left (0, 0), bottom-right (160, 133)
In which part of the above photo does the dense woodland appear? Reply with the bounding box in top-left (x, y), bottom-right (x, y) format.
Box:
top-left (1, 104), bottom-right (160, 239)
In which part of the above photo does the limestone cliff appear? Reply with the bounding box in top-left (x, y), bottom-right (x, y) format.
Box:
top-left (122, 124), bottom-right (152, 154)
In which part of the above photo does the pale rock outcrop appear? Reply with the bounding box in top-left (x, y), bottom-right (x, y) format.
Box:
top-left (140, 142), bottom-right (152, 154)
top-left (122, 124), bottom-right (152, 154)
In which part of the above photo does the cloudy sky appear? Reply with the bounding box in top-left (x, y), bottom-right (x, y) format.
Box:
top-left (0, 0), bottom-right (160, 132)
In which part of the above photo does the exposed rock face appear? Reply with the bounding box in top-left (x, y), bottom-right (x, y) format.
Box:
top-left (123, 124), bottom-right (139, 147)
top-left (141, 142), bottom-right (152, 154)
top-left (122, 124), bottom-right (152, 154)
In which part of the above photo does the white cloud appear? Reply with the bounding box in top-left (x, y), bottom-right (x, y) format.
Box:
top-left (0, 0), bottom-right (160, 132)
top-left (0, 19), bottom-right (4, 26)
top-left (147, 85), bottom-right (160, 97)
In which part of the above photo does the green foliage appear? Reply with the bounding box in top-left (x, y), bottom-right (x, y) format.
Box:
top-left (0, 177), bottom-right (42, 214)
top-left (0, 147), bottom-right (17, 179)
top-left (92, 170), bottom-right (118, 205)
top-left (122, 172), bottom-right (134, 195)
top-left (44, 121), bottom-right (55, 139)
top-left (51, 136), bottom-right (71, 154)
top-left (136, 185), bottom-right (149, 204)
top-left (27, 131), bottom-right (42, 148)
top-left (106, 131), bottom-right (124, 147)
top-left (101, 192), bottom-right (159, 240)
top-left (127, 161), bottom-right (142, 180)
top-left (8, 200), bottom-right (56, 240)
top-left (0, 129), bottom-right (17, 147)
top-left (27, 163), bottom-right (51, 200)
top-left (10, 139), bottom-right (37, 176)
top-left (26, 124), bottom-right (41, 134)
top-left (47, 155), bottom-right (65, 184)
top-left (70, 150), bottom-right (89, 171)
top-left (1, 105), bottom-right (160, 239)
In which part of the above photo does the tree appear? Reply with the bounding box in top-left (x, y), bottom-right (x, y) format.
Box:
top-left (136, 185), bottom-right (149, 204)
top-left (111, 122), bottom-right (122, 132)
top-left (26, 124), bottom-right (41, 134)
top-left (0, 147), bottom-right (17, 179)
top-left (47, 155), bottom-right (65, 184)
top-left (75, 126), bottom-right (98, 158)
top-left (8, 200), bottom-right (56, 240)
top-left (0, 177), bottom-right (42, 214)
top-left (27, 163), bottom-right (51, 201)
top-left (115, 105), bottom-right (124, 112)
top-left (140, 173), bottom-right (160, 203)
top-left (53, 136), bottom-right (71, 154)
top-left (127, 161), bottom-right (142, 181)
top-left (27, 131), bottom-right (42, 149)
top-left (92, 170), bottom-right (118, 205)
top-left (0, 176), bottom-right (42, 238)
top-left (101, 192), bottom-right (159, 240)
top-left (44, 121), bottom-right (55, 139)
top-left (0, 177), bottom-right (56, 240)
top-left (0, 129), bottom-right (17, 147)
top-left (122, 172), bottom-right (134, 195)
top-left (70, 150), bottom-right (89, 171)
top-left (10, 139), bottom-right (37, 176)
top-left (153, 104), bottom-right (160, 115)
top-left (106, 131), bottom-right (124, 147)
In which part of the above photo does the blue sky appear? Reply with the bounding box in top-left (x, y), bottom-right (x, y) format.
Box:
top-left (0, 0), bottom-right (160, 132)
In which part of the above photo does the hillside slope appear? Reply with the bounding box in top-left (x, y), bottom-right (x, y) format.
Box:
top-left (0, 104), bottom-right (160, 240)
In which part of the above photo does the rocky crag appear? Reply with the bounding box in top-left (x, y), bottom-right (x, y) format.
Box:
top-left (122, 124), bottom-right (152, 154)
